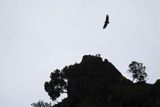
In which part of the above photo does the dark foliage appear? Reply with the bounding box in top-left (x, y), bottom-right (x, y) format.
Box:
top-left (44, 69), bottom-right (67, 101)
top-left (31, 100), bottom-right (52, 107)
top-left (128, 61), bottom-right (147, 83)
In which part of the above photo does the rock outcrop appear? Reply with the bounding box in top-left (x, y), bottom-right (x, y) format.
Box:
top-left (52, 55), bottom-right (160, 107)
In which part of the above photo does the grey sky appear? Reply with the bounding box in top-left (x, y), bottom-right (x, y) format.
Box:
top-left (0, 0), bottom-right (160, 107)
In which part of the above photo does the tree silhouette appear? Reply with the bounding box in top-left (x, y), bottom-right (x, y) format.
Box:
top-left (31, 100), bottom-right (52, 107)
top-left (128, 61), bottom-right (147, 83)
top-left (44, 69), bottom-right (67, 101)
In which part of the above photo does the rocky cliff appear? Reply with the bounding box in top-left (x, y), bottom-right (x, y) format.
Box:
top-left (51, 55), bottom-right (160, 107)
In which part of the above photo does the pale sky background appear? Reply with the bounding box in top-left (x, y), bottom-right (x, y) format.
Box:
top-left (0, 0), bottom-right (160, 107)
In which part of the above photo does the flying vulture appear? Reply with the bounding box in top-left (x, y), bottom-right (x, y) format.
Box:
top-left (103, 14), bottom-right (109, 29)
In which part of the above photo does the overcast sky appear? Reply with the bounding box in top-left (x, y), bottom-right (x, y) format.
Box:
top-left (0, 0), bottom-right (160, 107)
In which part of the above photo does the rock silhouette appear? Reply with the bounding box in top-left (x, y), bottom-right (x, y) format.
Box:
top-left (45, 55), bottom-right (160, 107)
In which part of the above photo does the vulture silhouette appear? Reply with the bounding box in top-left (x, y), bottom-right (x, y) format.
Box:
top-left (103, 15), bottom-right (109, 29)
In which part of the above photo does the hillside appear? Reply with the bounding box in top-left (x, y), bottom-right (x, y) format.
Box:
top-left (46, 55), bottom-right (160, 107)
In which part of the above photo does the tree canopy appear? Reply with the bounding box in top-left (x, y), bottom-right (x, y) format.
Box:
top-left (44, 69), bottom-right (67, 101)
top-left (31, 100), bottom-right (52, 107)
top-left (128, 61), bottom-right (147, 83)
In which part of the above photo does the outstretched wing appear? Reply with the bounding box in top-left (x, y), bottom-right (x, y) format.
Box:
top-left (103, 15), bottom-right (109, 29)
